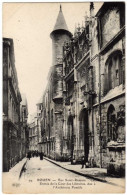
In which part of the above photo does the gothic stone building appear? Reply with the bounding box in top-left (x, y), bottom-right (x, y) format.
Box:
top-left (41, 6), bottom-right (72, 160)
top-left (3, 38), bottom-right (22, 171)
top-left (41, 2), bottom-right (125, 175)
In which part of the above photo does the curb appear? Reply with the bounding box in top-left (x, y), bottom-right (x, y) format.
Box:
top-left (19, 159), bottom-right (28, 179)
top-left (44, 157), bottom-right (107, 183)
top-left (44, 157), bottom-right (122, 187)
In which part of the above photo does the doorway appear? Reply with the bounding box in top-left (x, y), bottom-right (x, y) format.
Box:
top-left (67, 115), bottom-right (74, 161)
top-left (79, 109), bottom-right (89, 161)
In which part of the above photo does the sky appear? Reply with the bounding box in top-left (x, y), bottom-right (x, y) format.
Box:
top-left (3, 2), bottom-right (103, 116)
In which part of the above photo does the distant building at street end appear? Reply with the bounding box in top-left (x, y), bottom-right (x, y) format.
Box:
top-left (28, 113), bottom-right (39, 151)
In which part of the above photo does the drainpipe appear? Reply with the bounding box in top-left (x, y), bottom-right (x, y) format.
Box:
top-left (91, 71), bottom-right (95, 159)
top-left (98, 54), bottom-right (102, 168)
top-left (89, 50), bottom-right (95, 163)
top-left (89, 4), bottom-right (95, 163)
top-left (97, 14), bottom-right (102, 168)
top-left (71, 117), bottom-right (74, 164)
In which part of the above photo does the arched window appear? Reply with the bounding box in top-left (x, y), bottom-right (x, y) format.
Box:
top-left (67, 116), bottom-right (73, 140)
top-left (104, 51), bottom-right (122, 94)
top-left (107, 105), bottom-right (117, 142)
top-left (51, 109), bottom-right (53, 127)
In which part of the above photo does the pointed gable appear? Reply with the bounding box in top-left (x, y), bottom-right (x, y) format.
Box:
top-left (50, 5), bottom-right (72, 37)
top-left (53, 6), bottom-right (68, 32)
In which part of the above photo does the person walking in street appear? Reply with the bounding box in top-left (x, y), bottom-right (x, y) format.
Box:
top-left (27, 151), bottom-right (31, 160)
top-left (40, 152), bottom-right (44, 160)
top-left (81, 155), bottom-right (86, 169)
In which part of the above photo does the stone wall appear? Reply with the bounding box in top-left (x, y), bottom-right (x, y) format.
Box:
top-left (53, 64), bottom-right (63, 99)
top-left (93, 95), bottom-right (125, 168)
top-left (101, 7), bottom-right (120, 47)
top-left (52, 32), bottom-right (70, 66)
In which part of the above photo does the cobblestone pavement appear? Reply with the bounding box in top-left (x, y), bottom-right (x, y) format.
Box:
top-left (3, 157), bottom-right (125, 194)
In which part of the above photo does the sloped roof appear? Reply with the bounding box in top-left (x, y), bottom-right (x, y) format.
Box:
top-left (50, 5), bottom-right (72, 37)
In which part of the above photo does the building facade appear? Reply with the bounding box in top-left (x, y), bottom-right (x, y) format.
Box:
top-left (63, 2), bottom-right (125, 175)
top-left (39, 2), bottom-right (125, 175)
top-left (36, 97), bottom-right (43, 152)
top-left (28, 113), bottom-right (39, 151)
top-left (3, 38), bottom-right (22, 171)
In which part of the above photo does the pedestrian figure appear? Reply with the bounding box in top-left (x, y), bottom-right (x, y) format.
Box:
top-left (81, 155), bottom-right (86, 169)
top-left (27, 151), bottom-right (31, 160)
top-left (32, 151), bottom-right (35, 157)
top-left (40, 152), bottom-right (44, 160)
top-left (35, 150), bottom-right (38, 157)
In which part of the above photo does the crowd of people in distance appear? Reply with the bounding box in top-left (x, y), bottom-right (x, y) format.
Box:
top-left (26, 151), bottom-right (89, 169)
top-left (27, 150), bottom-right (44, 160)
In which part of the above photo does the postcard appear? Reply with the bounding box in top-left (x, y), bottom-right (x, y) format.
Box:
top-left (2, 2), bottom-right (125, 194)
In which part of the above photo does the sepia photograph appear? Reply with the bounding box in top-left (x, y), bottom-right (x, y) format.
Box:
top-left (2, 1), bottom-right (125, 194)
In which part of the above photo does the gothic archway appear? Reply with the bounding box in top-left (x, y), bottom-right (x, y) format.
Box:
top-left (104, 50), bottom-right (123, 94)
top-left (79, 109), bottom-right (89, 161)
top-left (67, 115), bottom-right (74, 160)
top-left (107, 104), bottom-right (117, 142)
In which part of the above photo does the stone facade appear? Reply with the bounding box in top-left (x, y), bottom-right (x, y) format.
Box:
top-left (36, 98), bottom-right (43, 152)
top-left (40, 7), bottom-right (72, 160)
top-left (28, 113), bottom-right (39, 151)
top-left (40, 2), bottom-right (125, 175)
top-left (20, 93), bottom-right (29, 158)
top-left (3, 38), bottom-right (22, 171)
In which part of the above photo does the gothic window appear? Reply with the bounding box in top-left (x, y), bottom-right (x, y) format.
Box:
top-left (117, 105), bottom-right (125, 142)
top-left (52, 142), bottom-right (53, 150)
top-left (24, 109), bottom-right (26, 116)
top-left (46, 97), bottom-right (47, 107)
top-left (51, 109), bottom-right (53, 127)
top-left (108, 53), bottom-right (122, 89)
top-left (107, 105), bottom-right (117, 142)
top-left (67, 116), bottom-right (73, 151)
top-left (104, 51), bottom-right (122, 94)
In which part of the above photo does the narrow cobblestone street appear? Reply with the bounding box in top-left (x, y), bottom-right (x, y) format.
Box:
top-left (3, 157), bottom-right (125, 194)
top-left (3, 2), bottom-right (125, 194)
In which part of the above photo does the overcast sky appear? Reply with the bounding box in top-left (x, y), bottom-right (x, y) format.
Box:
top-left (3, 2), bottom-right (103, 116)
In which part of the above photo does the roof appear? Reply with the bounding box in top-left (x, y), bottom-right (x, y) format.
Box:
top-left (50, 5), bottom-right (72, 37)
